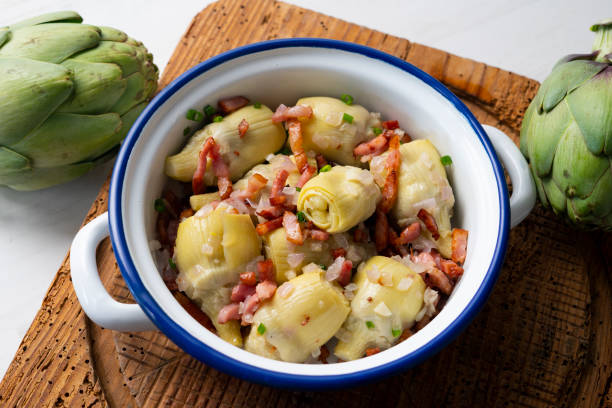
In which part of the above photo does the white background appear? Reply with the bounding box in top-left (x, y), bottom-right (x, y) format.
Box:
top-left (0, 0), bottom-right (609, 380)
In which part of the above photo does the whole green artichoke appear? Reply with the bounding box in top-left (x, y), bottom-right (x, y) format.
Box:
top-left (520, 19), bottom-right (612, 230)
top-left (0, 11), bottom-right (158, 191)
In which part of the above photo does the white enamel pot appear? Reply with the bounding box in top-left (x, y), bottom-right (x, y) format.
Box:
top-left (70, 39), bottom-right (536, 389)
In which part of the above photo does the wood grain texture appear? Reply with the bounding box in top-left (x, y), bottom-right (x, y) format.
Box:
top-left (0, 0), bottom-right (610, 407)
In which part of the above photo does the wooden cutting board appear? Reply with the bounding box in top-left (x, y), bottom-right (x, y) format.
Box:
top-left (1, 1), bottom-right (611, 407)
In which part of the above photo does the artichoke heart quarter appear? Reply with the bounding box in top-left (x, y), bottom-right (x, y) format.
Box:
top-left (165, 104), bottom-right (286, 183)
top-left (297, 96), bottom-right (381, 166)
top-left (334, 256), bottom-right (426, 361)
top-left (245, 270), bottom-right (350, 363)
top-left (297, 165), bottom-right (381, 233)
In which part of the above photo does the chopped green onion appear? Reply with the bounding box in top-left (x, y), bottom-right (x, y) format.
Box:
top-left (319, 164), bottom-right (332, 173)
top-left (296, 211), bottom-right (307, 222)
top-left (295, 186), bottom-right (302, 192)
top-left (154, 198), bottom-right (166, 213)
top-left (204, 105), bottom-right (216, 117)
top-left (392, 328), bottom-right (402, 337)
top-left (213, 115), bottom-right (223, 122)
top-left (279, 146), bottom-right (292, 155)
top-left (257, 323), bottom-right (266, 335)
top-left (372, 127), bottom-right (382, 135)
top-left (320, 264), bottom-right (327, 270)
top-left (253, 102), bottom-right (262, 109)
top-left (183, 127), bottom-right (191, 136)
top-left (342, 113), bottom-right (354, 123)
top-left (186, 109), bottom-right (203, 121)
top-left (440, 155), bottom-right (453, 166)
top-left (340, 94), bottom-right (354, 105)
top-left (168, 258), bottom-right (177, 269)
top-left (365, 321), bottom-right (375, 329)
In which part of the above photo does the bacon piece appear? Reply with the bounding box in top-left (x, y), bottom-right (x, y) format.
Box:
top-left (257, 259), bottom-right (275, 282)
top-left (377, 135), bottom-right (400, 213)
top-left (417, 208), bottom-right (440, 240)
top-left (271, 104), bottom-right (313, 123)
top-left (218, 95), bottom-right (249, 115)
top-left (308, 229), bottom-right (329, 241)
top-left (388, 227), bottom-right (408, 256)
top-left (286, 119), bottom-right (308, 171)
top-left (256, 280), bottom-right (277, 301)
top-left (421, 268), bottom-right (453, 295)
top-left (396, 222), bottom-right (421, 245)
top-left (382, 120), bottom-right (399, 130)
top-left (375, 209), bottom-right (389, 252)
top-left (179, 208), bottom-right (195, 220)
top-left (192, 137), bottom-right (216, 194)
top-left (440, 259), bottom-right (464, 279)
top-left (451, 228), bottom-right (468, 264)
top-left (255, 217), bottom-right (283, 235)
top-left (365, 347), bottom-right (381, 357)
top-left (218, 303), bottom-right (241, 324)
top-left (256, 205), bottom-right (284, 220)
top-left (296, 164), bottom-right (316, 188)
top-left (399, 328), bottom-right (412, 342)
top-left (315, 154), bottom-right (328, 169)
top-left (428, 249), bottom-right (443, 270)
top-left (353, 134), bottom-right (388, 162)
top-left (241, 294), bottom-right (260, 325)
top-left (236, 173), bottom-right (268, 200)
top-left (237, 118), bottom-right (249, 138)
top-left (162, 189), bottom-right (182, 218)
top-left (353, 227), bottom-right (367, 243)
top-left (283, 211), bottom-right (304, 245)
top-left (270, 169), bottom-right (289, 205)
top-left (332, 248), bottom-right (347, 258)
top-left (239, 271), bottom-right (257, 286)
top-left (414, 315), bottom-right (431, 331)
top-left (318, 345), bottom-right (330, 364)
top-left (209, 141), bottom-right (233, 199)
top-left (231, 283), bottom-right (257, 302)
top-left (174, 292), bottom-right (216, 332)
top-left (337, 259), bottom-right (353, 286)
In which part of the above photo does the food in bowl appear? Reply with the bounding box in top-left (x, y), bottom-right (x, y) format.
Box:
top-left (152, 95), bottom-right (468, 363)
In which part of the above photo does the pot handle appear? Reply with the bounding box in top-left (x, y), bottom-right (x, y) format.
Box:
top-left (481, 125), bottom-right (536, 228)
top-left (70, 212), bottom-right (156, 331)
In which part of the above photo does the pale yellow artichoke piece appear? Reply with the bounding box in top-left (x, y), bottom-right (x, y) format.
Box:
top-left (334, 256), bottom-right (426, 361)
top-left (370, 139), bottom-right (455, 257)
top-left (297, 165), bottom-right (381, 233)
top-left (189, 192), bottom-right (221, 211)
top-left (165, 104), bottom-right (286, 183)
top-left (174, 207), bottom-right (262, 347)
top-left (297, 96), bottom-right (381, 166)
top-left (245, 270), bottom-right (350, 362)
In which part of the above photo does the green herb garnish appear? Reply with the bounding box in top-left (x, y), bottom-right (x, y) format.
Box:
top-left (342, 113), bottom-right (354, 123)
top-left (257, 323), bottom-right (266, 334)
top-left (186, 109), bottom-right (203, 121)
top-left (296, 211), bottom-right (307, 222)
top-left (204, 105), bottom-right (216, 117)
top-left (440, 155), bottom-right (453, 166)
top-left (366, 321), bottom-right (375, 329)
top-left (320, 264), bottom-right (327, 270)
top-left (154, 198), bottom-right (166, 213)
top-left (319, 164), bottom-right (332, 173)
top-left (295, 186), bottom-right (301, 192)
top-left (253, 102), bottom-right (262, 109)
top-left (279, 146), bottom-right (292, 155)
top-left (372, 127), bottom-right (382, 135)
top-left (168, 258), bottom-right (177, 269)
top-left (213, 115), bottom-right (223, 122)
top-left (183, 127), bottom-right (191, 136)
top-left (340, 94), bottom-right (354, 105)
top-left (392, 328), bottom-right (402, 337)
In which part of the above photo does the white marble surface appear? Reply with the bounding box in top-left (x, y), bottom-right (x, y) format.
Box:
top-left (0, 0), bottom-right (609, 381)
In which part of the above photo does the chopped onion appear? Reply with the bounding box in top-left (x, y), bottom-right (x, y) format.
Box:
top-left (440, 184), bottom-right (454, 202)
top-left (195, 203), bottom-right (214, 218)
top-left (325, 256), bottom-right (344, 281)
top-left (285, 270), bottom-right (297, 280)
top-left (176, 275), bottom-right (187, 292)
top-left (302, 263), bottom-right (320, 274)
top-left (245, 255), bottom-right (264, 272)
top-left (201, 243), bottom-right (214, 255)
top-left (346, 245), bottom-right (364, 263)
top-left (311, 347), bottom-right (321, 358)
top-left (397, 277), bottom-right (414, 291)
top-left (282, 186), bottom-right (298, 205)
top-left (242, 313), bottom-right (254, 324)
top-left (149, 240), bottom-right (161, 251)
top-left (374, 302), bottom-right (392, 317)
top-left (344, 291), bottom-right (355, 300)
top-left (333, 233), bottom-right (349, 248)
top-left (266, 153), bottom-right (275, 162)
top-left (411, 236), bottom-right (438, 253)
top-left (423, 287), bottom-right (439, 317)
top-left (324, 111), bottom-right (343, 126)
top-left (238, 301), bottom-right (245, 314)
top-left (380, 271), bottom-right (393, 287)
top-left (344, 283), bottom-right (358, 292)
top-left (226, 197), bottom-right (250, 214)
top-left (277, 282), bottom-right (295, 298)
top-left (287, 252), bottom-right (305, 268)
top-left (335, 327), bottom-right (352, 343)
top-left (366, 265), bottom-right (381, 283)
top-left (412, 197), bottom-right (437, 211)
top-left (415, 306), bottom-right (426, 322)
top-left (310, 242), bottom-right (323, 252)
top-left (399, 256), bottom-right (430, 274)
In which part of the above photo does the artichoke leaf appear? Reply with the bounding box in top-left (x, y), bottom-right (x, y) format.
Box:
top-left (115, 101), bottom-right (147, 141)
top-left (0, 57), bottom-right (73, 145)
top-left (570, 167), bottom-right (612, 220)
top-left (0, 23), bottom-right (101, 64)
top-left (190, 192), bottom-right (221, 211)
top-left (98, 26), bottom-right (128, 42)
top-left (188, 287), bottom-right (243, 347)
top-left (72, 40), bottom-right (141, 76)
top-left (529, 99), bottom-right (572, 177)
top-left (6, 11), bottom-right (82, 29)
top-left (0, 29), bottom-right (9, 48)
top-left (109, 71), bottom-right (146, 115)
top-left (0, 147), bottom-right (30, 175)
top-left (541, 176), bottom-right (567, 216)
top-left (0, 161), bottom-right (94, 191)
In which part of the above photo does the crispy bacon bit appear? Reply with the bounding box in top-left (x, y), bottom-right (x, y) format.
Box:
top-left (382, 120), bottom-right (399, 130)
top-left (378, 135), bottom-right (400, 213)
top-left (315, 154), bottom-right (328, 169)
top-left (283, 211), bottom-right (304, 245)
top-left (209, 141), bottom-right (233, 199)
top-left (396, 222), bottom-right (421, 245)
top-left (174, 292), bottom-right (216, 332)
top-left (162, 189), bottom-right (182, 217)
top-left (238, 118), bottom-right (249, 138)
top-left (399, 328), bottom-right (412, 342)
top-left (296, 164), bottom-right (316, 188)
top-left (353, 227), bottom-right (367, 243)
top-left (337, 259), bottom-right (353, 286)
top-left (239, 271), bottom-right (257, 286)
top-left (417, 208), bottom-right (440, 240)
top-left (429, 249), bottom-right (442, 270)
top-left (231, 283), bottom-right (256, 302)
top-left (234, 150), bottom-right (240, 156)
top-left (255, 217), bottom-right (283, 235)
top-left (257, 259), bottom-right (275, 282)
top-left (353, 134), bottom-right (388, 162)
top-left (421, 268), bottom-right (453, 295)
top-left (414, 315), bottom-right (431, 331)
top-left (451, 228), bottom-right (468, 264)
top-left (365, 347), bottom-right (381, 357)
top-left (440, 259), bottom-right (464, 279)
top-left (192, 137), bottom-right (216, 195)
top-left (332, 248), bottom-right (347, 258)
top-left (256, 280), bottom-right (277, 300)
top-left (241, 294), bottom-right (260, 325)
top-left (271, 104), bottom-right (313, 123)
top-left (318, 345), bottom-right (330, 364)
top-left (218, 303), bottom-right (241, 324)
top-left (301, 315), bottom-right (311, 326)
top-left (179, 208), bottom-right (195, 219)
top-left (218, 95), bottom-right (249, 115)
top-left (270, 169), bottom-right (289, 205)
top-left (375, 209), bottom-right (389, 252)
top-left (388, 227), bottom-right (408, 256)
top-left (287, 119), bottom-right (308, 171)
top-left (237, 173), bottom-right (268, 200)
top-left (256, 205), bottom-right (284, 220)
top-left (308, 229), bottom-right (330, 241)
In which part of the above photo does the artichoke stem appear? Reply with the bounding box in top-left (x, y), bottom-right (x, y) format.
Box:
top-left (591, 19), bottom-right (612, 62)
